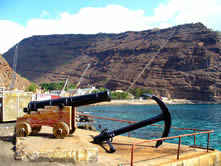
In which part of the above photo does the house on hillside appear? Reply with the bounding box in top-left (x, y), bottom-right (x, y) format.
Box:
top-left (68, 86), bottom-right (97, 96)
top-left (114, 90), bottom-right (124, 93)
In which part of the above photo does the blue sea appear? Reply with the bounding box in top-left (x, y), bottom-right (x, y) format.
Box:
top-left (78, 104), bottom-right (221, 150)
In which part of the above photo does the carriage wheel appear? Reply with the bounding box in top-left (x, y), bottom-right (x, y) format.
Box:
top-left (53, 122), bottom-right (70, 139)
top-left (31, 126), bottom-right (42, 135)
top-left (16, 122), bottom-right (31, 137)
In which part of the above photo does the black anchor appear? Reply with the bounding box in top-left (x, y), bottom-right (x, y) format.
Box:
top-left (93, 94), bottom-right (171, 153)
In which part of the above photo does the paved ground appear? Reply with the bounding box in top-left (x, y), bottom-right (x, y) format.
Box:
top-left (15, 127), bottom-right (217, 166)
top-left (1, 122), bottom-right (220, 166)
top-left (0, 122), bottom-right (82, 166)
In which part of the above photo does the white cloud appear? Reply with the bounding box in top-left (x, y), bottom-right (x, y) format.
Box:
top-left (0, 20), bottom-right (28, 53)
top-left (26, 5), bottom-right (151, 35)
top-left (153, 0), bottom-right (221, 29)
top-left (0, 1), bottom-right (221, 54)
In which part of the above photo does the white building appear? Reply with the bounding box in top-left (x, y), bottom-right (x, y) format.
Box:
top-left (69, 87), bottom-right (97, 96)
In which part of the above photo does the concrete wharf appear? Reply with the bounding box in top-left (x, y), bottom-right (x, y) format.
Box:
top-left (16, 127), bottom-right (221, 166)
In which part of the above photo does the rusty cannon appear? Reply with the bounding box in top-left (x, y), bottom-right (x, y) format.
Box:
top-left (93, 94), bottom-right (171, 153)
top-left (16, 91), bottom-right (111, 138)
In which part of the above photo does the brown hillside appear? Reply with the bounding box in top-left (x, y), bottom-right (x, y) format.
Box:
top-left (3, 23), bottom-right (221, 101)
top-left (0, 54), bottom-right (30, 90)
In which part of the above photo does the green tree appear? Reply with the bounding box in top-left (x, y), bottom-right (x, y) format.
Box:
top-left (129, 88), bottom-right (153, 98)
top-left (40, 82), bottom-right (77, 91)
top-left (25, 83), bottom-right (38, 92)
top-left (67, 83), bottom-right (76, 90)
top-left (91, 87), bottom-right (107, 93)
top-left (98, 87), bottom-right (107, 92)
top-left (111, 91), bottom-right (130, 99)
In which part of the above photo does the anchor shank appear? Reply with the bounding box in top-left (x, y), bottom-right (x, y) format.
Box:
top-left (113, 114), bottom-right (164, 136)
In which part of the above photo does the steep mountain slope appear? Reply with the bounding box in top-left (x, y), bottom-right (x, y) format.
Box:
top-left (3, 23), bottom-right (221, 101)
top-left (0, 54), bottom-right (30, 89)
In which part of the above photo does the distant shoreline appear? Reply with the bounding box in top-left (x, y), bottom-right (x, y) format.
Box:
top-left (92, 99), bottom-right (221, 105)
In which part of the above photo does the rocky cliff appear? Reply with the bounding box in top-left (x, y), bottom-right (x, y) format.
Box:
top-left (0, 54), bottom-right (30, 90)
top-left (3, 23), bottom-right (221, 101)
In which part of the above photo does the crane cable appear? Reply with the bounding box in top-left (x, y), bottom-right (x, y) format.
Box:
top-left (124, 28), bottom-right (187, 125)
top-left (123, 27), bottom-right (187, 128)
top-left (9, 44), bottom-right (19, 90)
top-left (76, 63), bottom-right (91, 88)
top-left (126, 28), bottom-right (177, 92)
top-left (70, 63), bottom-right (90, 96)
top-left (59, 76), bottom-right (69, 96)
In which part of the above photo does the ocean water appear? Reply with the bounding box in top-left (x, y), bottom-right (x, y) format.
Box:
top-left (78, 104), bottom-right (221, 150)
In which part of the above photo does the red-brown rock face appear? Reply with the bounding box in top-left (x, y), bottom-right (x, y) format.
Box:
top-left (0, 54), bottom-right (30, 89)
top-left (3, 23), bottom-right (221, 101)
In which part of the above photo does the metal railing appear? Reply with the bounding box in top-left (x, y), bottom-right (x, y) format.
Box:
top-left (130, 129), bottom-right (214, 166)
top-left (78, 113), bottom-right (214, 166)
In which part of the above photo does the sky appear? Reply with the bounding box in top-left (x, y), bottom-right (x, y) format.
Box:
top-left (0, 0), bottom-right (221, 54)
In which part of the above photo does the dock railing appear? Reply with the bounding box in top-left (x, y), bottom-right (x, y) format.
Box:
top-left (78, 113), bottom-right (214, 166)
top-left (130, 129), bottom-right (214, 166)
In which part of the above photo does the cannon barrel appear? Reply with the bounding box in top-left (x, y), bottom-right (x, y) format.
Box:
top-left (25, 91), bottom-right (111, 113)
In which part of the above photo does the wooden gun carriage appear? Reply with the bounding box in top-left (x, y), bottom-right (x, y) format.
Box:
top-left (16, 91), bottom-right (111, 138)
